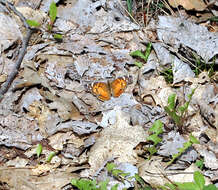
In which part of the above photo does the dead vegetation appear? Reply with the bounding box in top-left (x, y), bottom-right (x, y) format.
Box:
top-left (0, 0), bottom-right (217, 189)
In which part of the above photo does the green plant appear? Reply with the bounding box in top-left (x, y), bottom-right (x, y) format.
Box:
top-left (192, 53), bottom-right (216, 77)
top-left (107, 163), bottom-right (152, 190)
top-left (134, 174), bottom-right (153, 190)
top-left (130, 43), bottom-right (152, 68)
top-left (106, 163), bottom-right (131, 182)
top-left (146, 120), bottom-right (164, 159)
top-left (26, 19), bottom-right (41, 27)
top-left (208, 57), bottom-right (216, 78)
top-left (164, 88), bottom-right (196, 132)
top-left (26, 1), bottom-right (62, 40)
top-left (46, 151), bottom-right (56, 162)
top-left (195, 158), bottom-right (204, 170)
top-left (160, 67), bottom-right (173, 84)
top-left (194, 55), bottom-right (203, 76)
top-left (167, 134), bottom-right (199, 166)
top-left (126, 0), bottom-right (133, 16)
top-left (71, 178), bottom-right (118, 190)
top-left (162, 171), bottom-right (217, 190)
top-left (36, 143), bottom-right (42, 157)
top-left (47, 1), bottom-right (57, 31)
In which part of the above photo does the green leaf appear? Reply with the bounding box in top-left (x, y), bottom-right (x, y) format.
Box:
top-left (49, 1), bottom-right (57, 24)
top-left (111, 184), bottom-right (119, 190)
top-left (149, 120), bottom-right (163, 135)
top-left (120, 172), bottom-right (130, 178)
top-left (106, 163), bottom-right (116, 173)
top-left (195, 159), bottom-right (204, 170)
top-left (130, 50), bottom-right (147, 62)
top-left (112, 169), bottom-right (123, 177)
top-left (182, 141), bottom-right (192, 149)
top-left (178, 103), bottom-right (188, 115)
top-left (134, 61), bottom-right (143, 68)
top-left (144, 187), bottom-right (153, 190)
top-left (167, 138), bottom-right (193, 166)
top-left (53, 33), bottom-right (63, 40)
top-left (189, 134), bottom-right (200, 144)
top-left (144, 43), bottom-right (152, 62)
top-left (71, 179), bottom-right (78, 187)
top-left (98, 179), bottom-right (109, 190)
top-left (148, 146), bottom-right (157, 155)
top-left (126, 0), bottom-right (132, 15)
top-left (163, 183), bottom-right (177, 190)
top-left (188, 88), bottom-right (196, 100)
top-left (36, 144), bottom-right (42, 157)
top-left (164, 106), bottom-right (181, 126)
top-left (26, 19), bottom-right (40, 27)
top-left (147, 134), bottom-right (162, 145)
top-left (176, 182), bottom-right (199, 190)
top-left (134, 174), bottom-right (146, 186)
top-left (167, 94), bottom-right (176, 111)
top-left (71, 178), bottom-right (99, 190)
top-left (47, 24), bottom-right (52, 31)
top-left (203, 184), bottom-right (217, 190)
top-left (76, 179), bottom-right (97, 190)
top-left (179, 88), bottom-right (196, 116)
top-left (47, 151), bottom-right (56, 162)
top-left (194, 171), bottom-right (205, 189)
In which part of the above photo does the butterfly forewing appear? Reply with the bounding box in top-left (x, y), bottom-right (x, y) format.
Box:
top-left (110, 78), bottom-right (127, 98)
top-left (92, 82), bottom-right (111, 101)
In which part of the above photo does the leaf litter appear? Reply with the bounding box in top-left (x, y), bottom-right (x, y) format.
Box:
top-left (0, 0), bottom-right (217, 189)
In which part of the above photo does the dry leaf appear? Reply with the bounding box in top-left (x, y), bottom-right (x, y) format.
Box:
top-left (168, 0), bottom-right (207, 11)
top-left (139, 158), bottom-right (210, 187)
top-left (0, 74), bottom-right (7, 83)
top-left (28, 101), bottom-right (60, 137)
top-left (85, 107), bottom-right (148, 177)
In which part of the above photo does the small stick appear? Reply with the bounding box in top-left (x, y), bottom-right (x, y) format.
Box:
top-left (0, 0), bottom-right (33, 102)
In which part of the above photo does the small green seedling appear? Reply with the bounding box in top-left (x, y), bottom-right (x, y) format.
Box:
top-left (36, 143), bottom-right (42, 157)
top-left (134, 174), bottom-right (153, 190)
top-left (160, 67), bottom-right (173, 84)
top-left (107, 163), bottom-right (152, 189)
top-left (134, 61), bottom-right (143, 68)
top-left (126, 0), bottom-right (133, 16)
top-left (46, 151), bottom-right (56, 162)
top-left (71, 178), bottom-right (118, 190)
top-left (164, 88), bottom-right (196, 132)
top-left (47, 1), bottom-right (57, 31)
top-left (106, 163), bottom-right (130, 182)
top-left (146, 120), bottom-right (164, 159)
top-left (48, 1), bottom-right (63, 40)
top-left (26, 1), bottom-right (62, 41)
top-left (26, 19), bottom-right (40, 28)
top-left (163, 171), bottom-right (217, 190)
top-left (53, 33), bottom-right (63, 40)
top-left (195, 158), bottom-right (204, 170)
top-left (167, 134), bottom-right (199, 166)
top-left (192, 53), bottom-right (216, 78)
top-left (130, 43), bottom-right (152, 68)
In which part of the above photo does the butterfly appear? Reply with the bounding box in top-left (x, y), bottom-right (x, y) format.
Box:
top-left (91, 77), bottom-right (127, 101)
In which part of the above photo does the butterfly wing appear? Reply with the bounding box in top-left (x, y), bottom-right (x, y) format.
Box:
top-left (110, 78), bottom-right (127, 98)
top-left (92, 82), bottom-right (111, 101)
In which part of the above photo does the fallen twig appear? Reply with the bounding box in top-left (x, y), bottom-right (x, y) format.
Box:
top-left (0, 0), bottom-right (33, 102)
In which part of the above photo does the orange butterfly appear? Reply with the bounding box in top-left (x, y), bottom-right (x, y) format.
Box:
top-left (92, 77), bottom-right (127, 101)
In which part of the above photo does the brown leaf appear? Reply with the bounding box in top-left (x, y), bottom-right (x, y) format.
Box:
top-left (168, 0), bottom-right (207, 11)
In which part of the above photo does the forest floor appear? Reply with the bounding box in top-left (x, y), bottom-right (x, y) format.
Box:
top-left (0, 0), bottom-right (217, 189)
